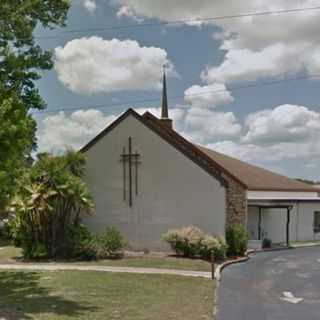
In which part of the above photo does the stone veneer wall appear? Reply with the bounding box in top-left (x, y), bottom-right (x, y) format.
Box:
top-left (222, 174), bottom-right (247, 228)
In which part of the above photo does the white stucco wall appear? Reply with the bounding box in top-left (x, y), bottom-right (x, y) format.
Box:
top-left (82, 114), bottom-right (226, 250)
top-left (295, 202), bottom-right (320, 241)
top-left (248, 202), bottom-right (320, 243)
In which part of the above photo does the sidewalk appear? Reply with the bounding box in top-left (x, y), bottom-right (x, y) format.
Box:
top-left (0, 263), bottom-right (211, 278)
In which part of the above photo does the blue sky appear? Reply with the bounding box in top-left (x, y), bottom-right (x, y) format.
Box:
top-left (34, 0), bottom-right (320, 181)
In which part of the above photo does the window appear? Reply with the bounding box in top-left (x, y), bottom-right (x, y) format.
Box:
top-left (314, 212), bottom-right (320, 233)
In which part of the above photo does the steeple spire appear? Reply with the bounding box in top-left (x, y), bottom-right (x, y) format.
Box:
top-left (160, 65), bottom-right (173, 129)
top-left (161, 66), bottom-right (169, 119)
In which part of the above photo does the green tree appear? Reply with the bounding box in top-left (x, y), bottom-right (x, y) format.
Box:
top-left (0, 94), bottom-right (36, 208)
top-left (0, 0), bottom-right (70, 208)
top-left (9, 151), bottom-right (94, 259)
top-left (1, 0), bottom-right (70, 110)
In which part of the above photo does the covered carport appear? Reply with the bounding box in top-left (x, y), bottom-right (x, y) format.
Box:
top-left (248, 202), bottom-right (294, 246)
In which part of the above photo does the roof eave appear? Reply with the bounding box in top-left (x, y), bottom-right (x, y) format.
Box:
top-left (248, 187), bottom-right (320, 193)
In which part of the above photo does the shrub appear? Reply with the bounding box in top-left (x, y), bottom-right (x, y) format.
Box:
top-left (163, 226), bottom-right (204, 257)
top-left (226, 224), bottom-right (249, 257)
top-left (200, 236), bottom-right (228, 261)
top-left (93, 227), bottom-right (126, 259)
top-left (68, 226), bottom-right (126, 260)
top-left (163, 226), bottom-right (227, 260)
top-left (68, 224), bottom-right (96, 260)
top-left (262, 238), bottom-right (272, 249)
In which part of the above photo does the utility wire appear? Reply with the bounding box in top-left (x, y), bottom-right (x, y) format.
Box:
top-left (34, 5), bottom-right (320, 40)
top-left (32, 74), bottom-right (320, 115)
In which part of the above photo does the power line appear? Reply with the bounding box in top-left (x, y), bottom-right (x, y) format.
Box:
top-left (34, 5), bottom-right (320, 40)
top-left (32, 74), bottom-right (320, 115)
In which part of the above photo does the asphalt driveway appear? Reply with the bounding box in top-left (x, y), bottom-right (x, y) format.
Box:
top-left (216, 247), bottom-right (320, 320)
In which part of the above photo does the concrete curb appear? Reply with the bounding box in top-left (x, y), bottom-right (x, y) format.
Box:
top-left (292, 243), bottom-right (320, 248)
top-left (214, 256), bottom-right (249, 281)
top-left (247, 246), bottom-right (293, 254)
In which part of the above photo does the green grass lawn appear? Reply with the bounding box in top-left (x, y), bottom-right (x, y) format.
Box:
top-left (77, 256), bottom-right (211, 271)
top-left (0, 271), bottom-right (215, 320)
top-left (0, 245), bottom-right (211, 271)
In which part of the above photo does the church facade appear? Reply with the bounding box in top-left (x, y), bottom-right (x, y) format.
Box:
top-left (81, 109), bottom-right (229, 249)
top-left (80, 75), bottom-right (320, 250)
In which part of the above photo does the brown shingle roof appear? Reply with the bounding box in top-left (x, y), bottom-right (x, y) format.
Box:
top-left (197, 145), bottom-right (317, 192)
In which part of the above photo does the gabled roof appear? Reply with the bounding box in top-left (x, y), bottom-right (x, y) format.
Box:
top-left (80, 108), bottom-right (318, 193)
top-left (80, 109), bottom-right (228, 187)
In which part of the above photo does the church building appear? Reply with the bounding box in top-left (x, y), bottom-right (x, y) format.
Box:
top-left (81, 72), bottom-right (320, 250)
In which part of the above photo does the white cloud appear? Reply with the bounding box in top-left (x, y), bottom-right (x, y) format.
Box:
top-left (111, 0), bottom-right (254, 24)
top-left (207, 104), bottom-right (320, 178)
top-left (243, 104), bottom-right (320, 144)
top-left (37, 109), bottom-right (116, 153)
top-left (210, 139), bottom-right (320, 165)
top-left (112, 1), bottom-right (320, 84)
top-left (117, 5), bottom-right (143, 22)
top-left (80, 0), bottom-right (96, 12)
top-left (184, 83), bottom-right (234, 109)
top-left (202, 44), bottom-right (315, 84)
top-left (182, 108), bottom-right (241, 144)
top-left (55, 37), bottom-right (173, 94)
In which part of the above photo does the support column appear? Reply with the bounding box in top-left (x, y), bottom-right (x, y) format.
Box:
top-left (258, 207), bottom-right (262, 240)
top-left (128, 137), bottom-right (133, 207)
top-left (286, 207), bottom-right (291, 247)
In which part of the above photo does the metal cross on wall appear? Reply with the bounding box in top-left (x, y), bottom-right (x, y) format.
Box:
top-left (120, 137), bottom-right (141, 207)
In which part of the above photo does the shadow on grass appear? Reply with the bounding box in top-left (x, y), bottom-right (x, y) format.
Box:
top-left (0, 271), bottom-right (97, 319)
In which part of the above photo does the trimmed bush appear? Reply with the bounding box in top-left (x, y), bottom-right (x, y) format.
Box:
top-left (93, 227), bottom-right (126, 259)
top-left (226, 224), bottom-right (248, 257)
top-left (200, 236), bottom-right (228, 261)
top-left (163, 226), bottom-right (227, 260)
top-left (163, 226), bottom-right (204, 257)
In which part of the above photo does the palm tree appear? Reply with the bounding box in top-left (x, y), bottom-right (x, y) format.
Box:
top-left (8, 151), bottom-right (94, 258)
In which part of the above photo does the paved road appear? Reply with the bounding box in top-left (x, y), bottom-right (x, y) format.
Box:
top-left (216, 247), bottom-right (320, 320)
